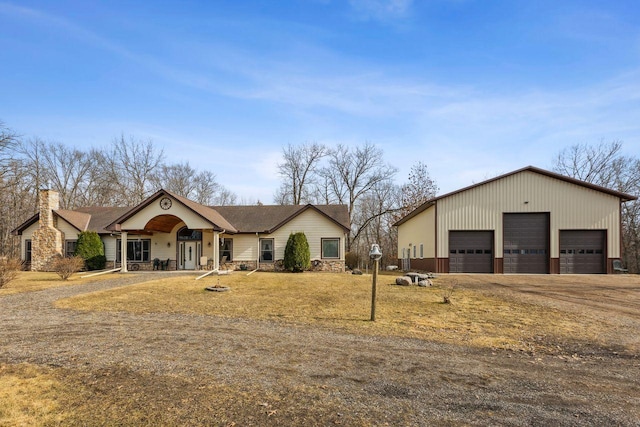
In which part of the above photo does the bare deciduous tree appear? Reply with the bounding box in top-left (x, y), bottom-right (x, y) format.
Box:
top-left (39, 142), bottom-right (94, 209)
top-left (0, 159), bottom-right (37, 257)
top-left (106, 135), bottom-right (165, 205)
top-left (276, 143), bottom-right (327, 205)
top-left (0, 121), bottom-right (18, 181)
top-left (554, 140), bottom-right (640, 272)
top-left (152, 162), bottom-right (198, 199)
top-left (0, 123), bottom-right (241, 257)
top-left (396, 161), bottom-right (439, 220)
top-left (350, 181), bottom-right (401, 268)
top-left (321, 142), bottom-right (398, 250)
top-left (553, 140), bottom-right (624, 188)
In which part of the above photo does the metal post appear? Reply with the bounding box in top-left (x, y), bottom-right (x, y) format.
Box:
top-left (369, 243), bottom-right (382, 322)
top-left (371, 257), bottom-right (378, 321)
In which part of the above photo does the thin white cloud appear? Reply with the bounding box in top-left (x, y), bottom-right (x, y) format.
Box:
top-left (349, 0), bottom-right (413, 21)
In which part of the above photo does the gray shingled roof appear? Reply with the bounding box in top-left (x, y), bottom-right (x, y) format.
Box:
top-left (213, 204), bottom-right (350, 233)
top-left (73, 207), bottom-right (131, 233)
top-left (12, 191), bottom-right (350, 236)
top-left (54, 209), bottom-right (92, 232)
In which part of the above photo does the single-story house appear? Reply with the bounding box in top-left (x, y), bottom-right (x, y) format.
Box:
top-left (13, 189), bottom-right (350, 272)
top-left (394, 166), bottom-right (636, 274)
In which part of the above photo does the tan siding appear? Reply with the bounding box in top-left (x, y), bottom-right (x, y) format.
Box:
top-left (226, 234), bottom-right (258, 261)
top-left (270, 210), bottom-right (346, 260)
top-left (21, 223), bottom-right (38, 242)
top-left (103, 236), bottom-right (117, 261)
top-left (57, 218), bottom-right (80, 241)
top-left (121, 196), bottom-right (213, 230)
top-left (20, 223), bottom-right (38, 260)
top-left (397, 206), bottom-right (435, 259)
top-left (436, 171), bottom-right (621, 258)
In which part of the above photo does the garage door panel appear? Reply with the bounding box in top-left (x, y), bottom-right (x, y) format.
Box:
top-left (559, 230), bottom-right (605, 274)
top-left (503, 213), bottom-right (549, 274)
top-left (449, 231), bottom-right (493, 273)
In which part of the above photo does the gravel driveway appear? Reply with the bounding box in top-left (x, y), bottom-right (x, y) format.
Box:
top-left (1, 273), bottom-right (639, 426)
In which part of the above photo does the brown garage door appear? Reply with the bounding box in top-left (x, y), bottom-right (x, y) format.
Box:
top-left (560, 230), bottom-right (606, 274)
top-left (449, 231), bottom-right (494, 273)
top-left (503, 213), bottom-right (549, 274)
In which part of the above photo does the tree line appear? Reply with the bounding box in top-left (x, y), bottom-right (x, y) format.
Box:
top-left (1, 120), bottom-right (638, 272)
top-left (0, 122), bottom-right (237, 256)
top-left (274, 140), bottom-right (640, 272)
top-left (553, 140), bottom-right (640, 273)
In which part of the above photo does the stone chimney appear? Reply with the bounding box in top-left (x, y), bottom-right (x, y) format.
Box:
top-left (31, 189), bottom-right (64, 271)
top-left (39, 189), bottom-right (59, 227)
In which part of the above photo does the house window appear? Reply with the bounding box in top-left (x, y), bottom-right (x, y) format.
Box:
top-left (116, 239), bottom-right (151, 263)
top-left (25, 240), bottom-right (32, 262)
top-left (220, 238), bottom-right (233, 261)
top-left (65, 240), bottom-right (77, 257)
top-left (178, 227), bottom-right (202, 241)
top-left (402, 248), bottom-right (406, 259)
top-left (260, 238), bottom-right (274, 262)
top-left (321, 238), bottom-right (340, 259)
top-left (413, 245), bottom-right (416, 258)
top-left (420, 243), bottom-right (424, 259)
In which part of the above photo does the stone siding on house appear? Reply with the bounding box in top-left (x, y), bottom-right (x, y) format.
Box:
top-left (31, 190), bottom-right (64, 271)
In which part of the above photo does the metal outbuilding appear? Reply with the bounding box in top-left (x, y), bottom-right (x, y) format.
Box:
top-left (394, 166), bottom-right (636, 274)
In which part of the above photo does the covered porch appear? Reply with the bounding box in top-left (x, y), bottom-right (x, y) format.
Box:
top-left (106, 191), bottom-right (237, 273)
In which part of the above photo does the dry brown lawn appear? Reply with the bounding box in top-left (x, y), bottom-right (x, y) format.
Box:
top-left (56, 271), bottom-right (640, 353)
top-left (0, 271), bottom-right (107, 296)
top-left (3, 272), bottom-right (640, 426)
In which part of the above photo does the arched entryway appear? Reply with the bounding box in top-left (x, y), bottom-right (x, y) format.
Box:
top-left (177, 227), bottom-right (202, 270)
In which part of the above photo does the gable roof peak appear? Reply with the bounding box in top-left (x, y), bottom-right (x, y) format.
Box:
top-left (393, 165), bottom-right (637, 227)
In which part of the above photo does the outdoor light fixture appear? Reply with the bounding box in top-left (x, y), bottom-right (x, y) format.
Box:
top-left (167, 242), bottom-right (171, 248)
top-left (208, 242), bottom-right (212, 247)
top-left (369, 244), bottom-right (382, 321)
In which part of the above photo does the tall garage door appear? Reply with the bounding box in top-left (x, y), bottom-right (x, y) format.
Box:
top-left (559, 230), bottom-right (606, 274)
top-left (449, 231), bottom-right (494, 273)
top-left (503, 213), bottom-right (549, 274)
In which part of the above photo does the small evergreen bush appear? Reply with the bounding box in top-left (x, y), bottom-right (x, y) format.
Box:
top-left (284, 232), bottom-right (310, 273)
top-left (74, 231), bottom-right (106, 271)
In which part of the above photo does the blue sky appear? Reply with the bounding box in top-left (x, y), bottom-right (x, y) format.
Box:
top-left (1, 0), bottom-right (639, 203)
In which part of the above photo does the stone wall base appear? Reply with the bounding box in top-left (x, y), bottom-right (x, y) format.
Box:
top-left (224, 259), bottom-right (345, 273)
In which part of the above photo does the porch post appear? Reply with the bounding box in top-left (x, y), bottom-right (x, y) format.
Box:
top-left (121, 231), bottom-right (128, 273)
top-left (213, 231), bottom-right (219, 270)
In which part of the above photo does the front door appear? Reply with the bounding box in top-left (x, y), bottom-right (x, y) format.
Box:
top-left (180, 242), bottom-right (198, 270)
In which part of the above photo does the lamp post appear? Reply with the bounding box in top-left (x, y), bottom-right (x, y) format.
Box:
top-left (369, 243), bottom-right (382, 321)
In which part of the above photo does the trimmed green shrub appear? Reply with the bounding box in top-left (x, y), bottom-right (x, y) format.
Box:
top-left (284, 232), bottom-right (310, 273)
top-left (74, 231), bottom-right (106, 271)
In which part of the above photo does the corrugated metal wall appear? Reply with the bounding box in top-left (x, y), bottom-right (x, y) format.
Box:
top-left (397, 205), bottom-right (435, 259)
top-left (437, 171), bottom-right (621, 258)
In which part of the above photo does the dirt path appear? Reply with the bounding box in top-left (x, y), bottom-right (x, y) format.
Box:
top-left (1, 274), bottom-right (639, 426)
